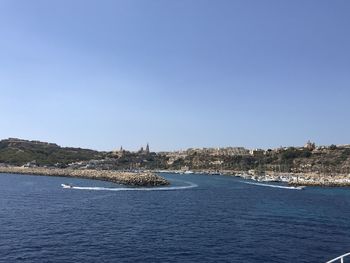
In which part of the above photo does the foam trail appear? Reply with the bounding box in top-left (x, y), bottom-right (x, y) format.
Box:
top-left (62, 181), bottom-right (198, 191)
top-left (241, 181), bottom-right (304, 190)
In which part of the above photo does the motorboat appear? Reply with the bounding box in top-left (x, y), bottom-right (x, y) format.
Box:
top-left (61, 183), bottom-right (73, 189)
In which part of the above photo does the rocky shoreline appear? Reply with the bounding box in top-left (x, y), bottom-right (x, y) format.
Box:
top-left (160, 169), bottom-right (350, 187)
top-left (235, 171), bottom-right (350, 187)
top-left (229, 171), bottom-right (350, 187)
top-left (0, 167), bottom-right (170, 187)
top-left (2, 166), bottom-right (350, 188)
top-left (287, 173), bottom-right (350, 187)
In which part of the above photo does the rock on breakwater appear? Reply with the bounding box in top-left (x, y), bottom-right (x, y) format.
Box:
top-left (288, 173), bottom-right (350, 187)
top-left (0, 167), bottom-right (170, 187)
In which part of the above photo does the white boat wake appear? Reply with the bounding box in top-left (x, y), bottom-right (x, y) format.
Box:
top-left (61, 181), bottom-right (198, 191)
top-left (241, 181), bottom-right (305, 190)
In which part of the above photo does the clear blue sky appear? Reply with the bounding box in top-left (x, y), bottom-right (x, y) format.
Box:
top-left (0, 0), bottom-right (349, 151)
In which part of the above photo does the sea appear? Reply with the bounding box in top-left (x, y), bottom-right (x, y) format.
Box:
top-left (1, 172), bottom-right (350, 263)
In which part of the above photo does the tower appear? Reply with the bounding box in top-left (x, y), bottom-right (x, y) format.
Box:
top-left (146, 143), bottom-right (150, 154)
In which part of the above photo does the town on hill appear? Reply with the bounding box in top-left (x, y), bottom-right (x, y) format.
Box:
top-left (1, 138), bottom-right (350, 178)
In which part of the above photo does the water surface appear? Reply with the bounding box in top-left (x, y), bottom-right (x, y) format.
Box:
top-left (0, 172), bottom-right (349, 262)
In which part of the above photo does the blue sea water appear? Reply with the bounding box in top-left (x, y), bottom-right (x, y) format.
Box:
top-left (1, 173), bottom-right (350, 263)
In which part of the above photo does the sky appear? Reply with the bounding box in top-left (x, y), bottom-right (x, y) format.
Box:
top-left (0, 0), bottom-right (349, 151)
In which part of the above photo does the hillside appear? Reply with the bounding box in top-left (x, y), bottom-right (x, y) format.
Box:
top-left (1, 138), bottom-right (350, 176)
top-left (0, 138), bottom-right (103, 166)
top-left (161, 145), bottom-right (350, 174)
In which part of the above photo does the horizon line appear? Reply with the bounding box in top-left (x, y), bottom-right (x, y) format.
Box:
top-left (2, 137), bottom-right (349, 153)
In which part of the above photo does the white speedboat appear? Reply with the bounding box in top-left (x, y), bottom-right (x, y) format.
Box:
top-left (61, 183), bottom-right (73, 189)
top-left (243, 181), bottom-right (306, 190)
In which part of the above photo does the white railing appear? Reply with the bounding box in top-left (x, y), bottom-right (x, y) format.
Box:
top-left (326, 252), bottom-right (350, 263)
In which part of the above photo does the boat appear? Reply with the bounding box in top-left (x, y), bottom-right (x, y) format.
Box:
top-left (243, 181), bottom-right (306, 190)
top-left (61, 183), bottom-right (73, 189)
top-left (289, 185), bottom-right (306, 190)
top-left (184, 171), bottom-right (194, 174)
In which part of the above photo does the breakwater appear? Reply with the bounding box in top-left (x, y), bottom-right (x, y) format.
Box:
top-left (232, 171), bottom-right (350, 187)
top-left (288, 173), bottom-right (350, 187)
top-left (161, 169), bottom-right (350, 187)
top-left (0, 167), bottom-right (169, 187)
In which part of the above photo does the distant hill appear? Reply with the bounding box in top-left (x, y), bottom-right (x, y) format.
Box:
top-left (164, 145), bottom-right (350, 174)
top-left (0, 138), bottom-right (103, 166)
top-left (1, 138), bottom-right (349, 175)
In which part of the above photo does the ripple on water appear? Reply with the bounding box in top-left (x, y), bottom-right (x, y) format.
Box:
top-left (1, 173), bottom-right (350, 262)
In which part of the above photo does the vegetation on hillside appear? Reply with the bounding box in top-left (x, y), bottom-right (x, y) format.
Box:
top-left (0, 138), bottom-right (103, 166)
top-left (165, 146), bottom-right (350, 174)
top-left (1, 138), bottom-right (349, 175)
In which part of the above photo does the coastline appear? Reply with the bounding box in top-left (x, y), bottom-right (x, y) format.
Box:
top-left (287, 173), bottom-right (350, 187)
top-left (0, 167), bottom-right (170, 187)
top-left (159, 169), bottom-right (350, 187)
top-left (244, 171), bottom-right (350, 187)
top-left (2, 166), bottom-right (349, 188)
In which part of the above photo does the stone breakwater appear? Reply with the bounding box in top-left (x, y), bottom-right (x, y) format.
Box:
top-left (232, 171), bottom-right (350, 187)
top-left (288, 173), bottom-right (350, 187)
top-left (0, 167), bottom-right (170, 187)
top-left (166, 169), bottom-right (350, 187)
